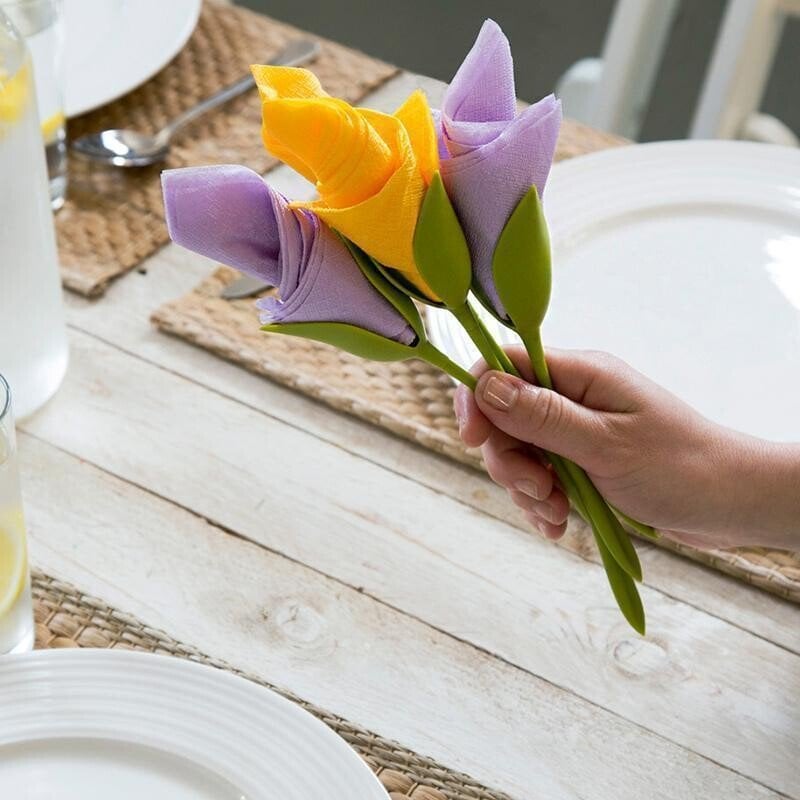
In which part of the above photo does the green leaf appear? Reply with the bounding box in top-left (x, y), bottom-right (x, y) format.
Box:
top-left (261, 321), bottom-right (418, 362)
top-left (413, 171), bottom-right (472, 308)
top-left (492, 185), bottom-right (551, 331)
top-left (564, 458), bottom-right (643, 582)
top-left (596, 533), bottom-right (646, 635)
top-left (340, 236), bottom-right (427, 340)
top-left (374, 260), bottom-right (443, 307)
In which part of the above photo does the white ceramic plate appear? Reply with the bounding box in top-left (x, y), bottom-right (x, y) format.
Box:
top-left (428, 141), bottom-right (800, 442)
top-left (64, 0), bottom-right (201, 117)
top-left (0, 649), bottom-right (388, 800)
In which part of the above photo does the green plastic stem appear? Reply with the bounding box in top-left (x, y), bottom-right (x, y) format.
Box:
top-left (450, 313), bottom-right (645, 632)
top-left (450, 304), bottom-right (507, 374)
top-left (521, 323), bottom-right (658, 544)
top-left (467, 304), bottom-right (520, 377)
top-left (613, 507), bottom-right (661, 540)
top-left (519, 328), bottom-right (643, 582)
top-left (417, 341), bottom-right (477, 390)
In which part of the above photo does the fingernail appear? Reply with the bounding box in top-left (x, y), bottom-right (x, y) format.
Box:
top-left (538, 502), bottom-right (561, 524)
top-left (527, 516), bottom-right (545, 535)
top-left (482, 375), bottom-right (518, 411)
top-left (453, 389), bottom-right (468, 431)
top-left (515, 479), bottom-right (544, 500)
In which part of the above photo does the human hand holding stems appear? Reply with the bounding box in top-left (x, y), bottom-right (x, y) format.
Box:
top-left (456, 346), bottom-right (800, 554)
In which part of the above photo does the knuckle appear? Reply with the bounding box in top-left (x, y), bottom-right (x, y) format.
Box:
top-left (577, 349), bottom-right (634, 381)
top-left (524, 387), bottom-right (565, 435)
top-left (482, 449), bottom-right (509, 487)
top-left (584, 349), bottom-right (626, 374)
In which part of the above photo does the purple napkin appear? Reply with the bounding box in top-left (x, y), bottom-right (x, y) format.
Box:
top-left (438, 19), bottom-right (562, 319)
top-left (162, 165), bottom-right (415, 344)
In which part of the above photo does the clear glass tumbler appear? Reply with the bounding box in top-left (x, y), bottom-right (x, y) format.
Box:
top-left (0, 0), bottom-right (65, 209)
top-left (0, 374), bottom-right (34, 655)
top-left (0, 8), bottom-right (69, 420)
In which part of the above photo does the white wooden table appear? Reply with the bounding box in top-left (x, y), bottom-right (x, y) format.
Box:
top-left (19, 73), bottom-right (799, 800)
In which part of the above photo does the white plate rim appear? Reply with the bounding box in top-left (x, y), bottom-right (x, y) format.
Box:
top-left (543, 139), bottom-right (800, 248)
top-left (0, 647), bottom-right (388, 800)
top-left (64, 0), bottom-right (201, 117)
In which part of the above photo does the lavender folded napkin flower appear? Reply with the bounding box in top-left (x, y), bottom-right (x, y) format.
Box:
top-left (161, 165), bottom-right (415, 345)
top-left (437, 19), bottom-right (562, 320)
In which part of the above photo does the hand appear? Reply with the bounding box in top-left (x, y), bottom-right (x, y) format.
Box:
top-left (454, 347), bottom-right (800, 551)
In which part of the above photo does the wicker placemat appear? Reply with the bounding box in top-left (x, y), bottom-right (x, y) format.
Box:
top-left (57, 0), bottom-right (398, 296)
top-left (151, 267), bottom-right (800, 604)
top-left (31, 569), bottom-right (509, 800)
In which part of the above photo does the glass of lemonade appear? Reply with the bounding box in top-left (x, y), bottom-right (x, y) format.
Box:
top-left (0, 0), bottom-right (65, 209)
top-left (0, 374), bottom-right (34, 655)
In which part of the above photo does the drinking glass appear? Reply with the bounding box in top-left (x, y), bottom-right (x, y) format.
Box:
top-left (0, 374), bottom-right (34, 655)
top-left (0, 8), bottom-right (69, 420)
top-left (0, 0), bottom-right (65, 209)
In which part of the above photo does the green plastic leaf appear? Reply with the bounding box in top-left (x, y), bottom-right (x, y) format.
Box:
top-left (596, 533), bottom-right (646, 635)
top-left (374, 260), bottom-right (443, 307)
top-left (565, 459), bottom-right (643, 582)
top-left (261, 321), bottom-right (417, 362)
top-left (492, 185), bottom-right (551, 331)
top-left (340, 236), bottom-right (427, 340)
top-left (413, 171), bottom-right (472, 309)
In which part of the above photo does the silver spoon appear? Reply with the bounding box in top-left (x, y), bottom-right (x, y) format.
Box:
top-left (71, 39), bottom-right (321, 168)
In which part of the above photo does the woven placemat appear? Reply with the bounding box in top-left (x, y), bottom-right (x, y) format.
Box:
top-left (56, 0), bottom-right (398, 296)
top-left (31, 569), bottom-right (509, 800)
top-left (151, 267), bottom-right (800, 604)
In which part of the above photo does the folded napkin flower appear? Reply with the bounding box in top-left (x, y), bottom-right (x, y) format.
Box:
top-left (161, 164), bottom-right (415, 344)
top-left (159, 22), bottom-right (652, 635)
top-left (251, 65), bottom-right (439, 299)
top-left (438, 19), bottom-right (562, 320)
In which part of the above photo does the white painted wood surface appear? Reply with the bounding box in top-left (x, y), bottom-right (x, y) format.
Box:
top-left (16, 73), bottom-right (799, 799)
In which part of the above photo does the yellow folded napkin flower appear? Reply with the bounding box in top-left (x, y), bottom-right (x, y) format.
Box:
top-left (251, 65), bottom-right (439, 298)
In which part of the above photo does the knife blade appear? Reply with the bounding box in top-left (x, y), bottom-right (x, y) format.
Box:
top-left (221, 275), bottom-right (273, 300)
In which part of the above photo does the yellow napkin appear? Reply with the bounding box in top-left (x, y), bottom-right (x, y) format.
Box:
top-left (252, 65), bottom-right (439, 298)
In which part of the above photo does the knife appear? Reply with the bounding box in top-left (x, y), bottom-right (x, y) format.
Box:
top-left (221, 274), bottom-right (274, 300)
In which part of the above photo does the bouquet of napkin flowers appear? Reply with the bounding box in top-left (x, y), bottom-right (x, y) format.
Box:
top-left (162, 20), bottom-right (656, 634)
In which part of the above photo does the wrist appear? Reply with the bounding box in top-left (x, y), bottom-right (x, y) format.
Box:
top-left (720, 433), bottom-right (800, 550)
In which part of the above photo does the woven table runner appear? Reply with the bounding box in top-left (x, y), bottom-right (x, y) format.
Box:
top-left (57, 0), bottom-right (397, 296)
top-left (32, 569), bottom-right (509, 800)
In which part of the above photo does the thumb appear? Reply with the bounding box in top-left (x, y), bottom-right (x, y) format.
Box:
top-left (474, 371), bottom-right (608, 465)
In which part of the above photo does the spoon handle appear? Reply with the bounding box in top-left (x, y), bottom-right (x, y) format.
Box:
top-left (160, 39), bottom-right (321, 143)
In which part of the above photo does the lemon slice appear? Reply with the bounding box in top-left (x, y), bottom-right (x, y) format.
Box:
top-left (0, 63), bottom-right (30, 125)
top-left (0, 509), bottom-right (27, 617)
top-left (41, 110), bottom-right (65, 142)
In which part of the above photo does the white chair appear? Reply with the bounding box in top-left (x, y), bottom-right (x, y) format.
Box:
top-left (555, 0), bottom-right (679, 140)
top-left (690, 0), bottom-right (799, 145)
top-left (556, 0), bottom-right (799, 145)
